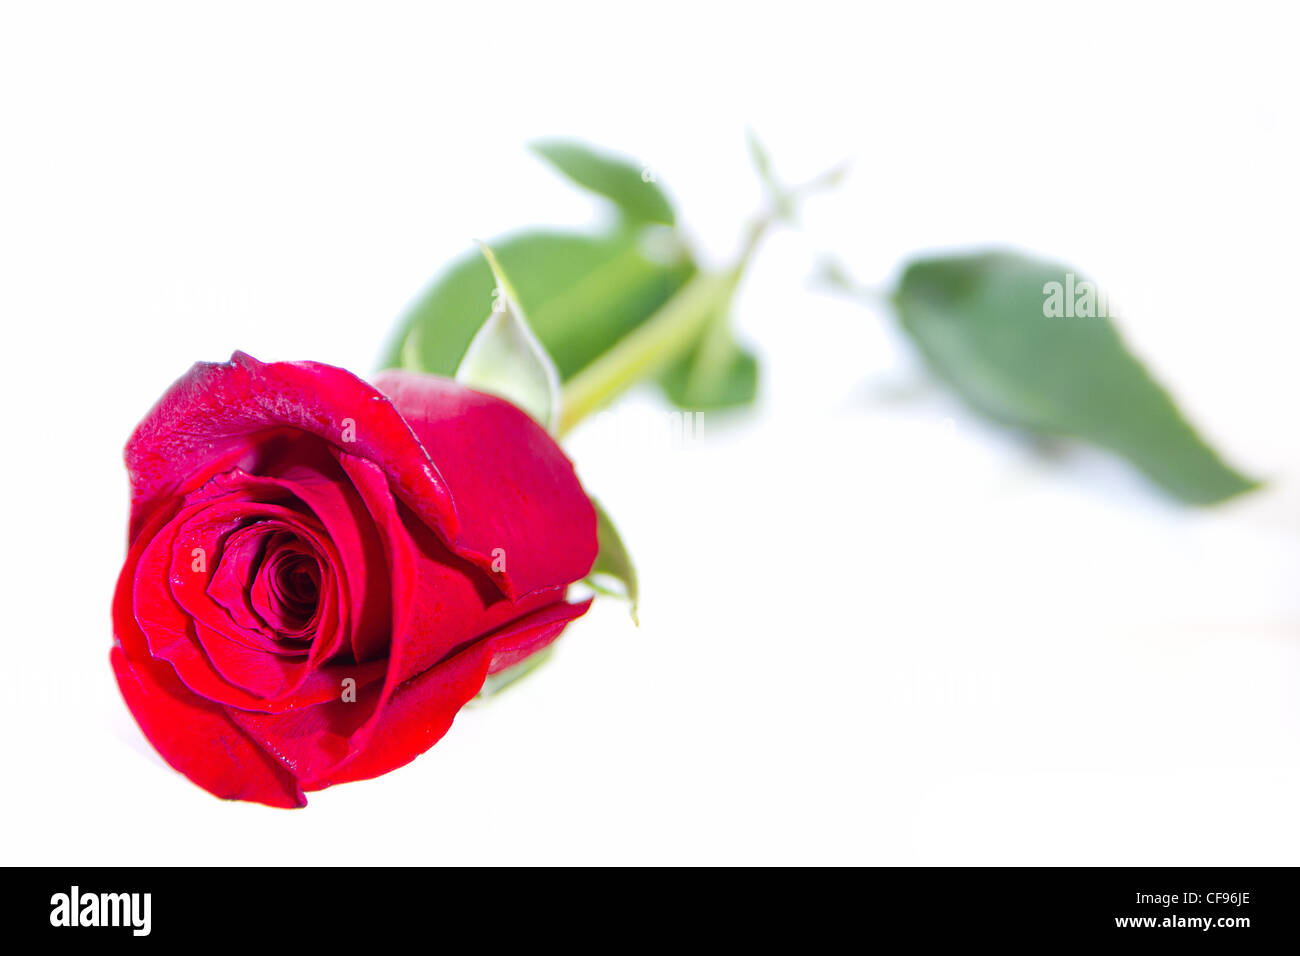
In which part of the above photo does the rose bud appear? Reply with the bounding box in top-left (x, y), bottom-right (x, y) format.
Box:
top-left (112, 352), bottom-right (597, 807)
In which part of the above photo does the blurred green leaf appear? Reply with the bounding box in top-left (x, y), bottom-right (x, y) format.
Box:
top-left (383, 229), bottom-right (695, 381)
top-left (892, 250), bottom-right (1260, 505)
top-left (587, 499), bottom-right (638, 622)
top-left (745, 127), bottom-right (776, 185)
top-left (455, 243), bottom-right (561, 431)
top-left (531, 139), bottom-right (676, 225)
top-left (745, 127), bottom-right (794, 221)
top-left (386, 140), bottom-right (770, 417)
top-left (658, 309), bottom-right (759, 410)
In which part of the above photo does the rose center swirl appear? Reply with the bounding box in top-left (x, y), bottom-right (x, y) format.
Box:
top-left (249, 531), bottom-right (324, 641)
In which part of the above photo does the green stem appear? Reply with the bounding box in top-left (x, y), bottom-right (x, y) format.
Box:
top-left (558, 268), bottom-right (738, 435)
top-left (556, 159), bottom-right (847, 436)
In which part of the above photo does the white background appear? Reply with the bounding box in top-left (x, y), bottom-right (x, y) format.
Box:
top-left (2, 1), bottom-right (1298, 864)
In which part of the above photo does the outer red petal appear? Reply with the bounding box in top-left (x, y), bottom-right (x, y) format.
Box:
top-left (125, 351), bottom-right (460, 548)
top-left (374, 369), bottom-right (598, 599)
top-left (111, 516), bottom-right (307, 808)
top-left (302, 598), bottom-right (593, 790)
top-left (111, 648), bottom-right (307, 808)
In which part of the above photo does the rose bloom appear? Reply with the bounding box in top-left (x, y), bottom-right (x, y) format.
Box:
top-left (112, 352), bottom-right (597, 807)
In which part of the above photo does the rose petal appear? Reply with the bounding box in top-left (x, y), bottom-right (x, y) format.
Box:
top-left (337, 451), bottom-right (560, 686)
top-left (125, 352), bottom-right (460, 551)
top-left (230, 599), bottom-right (592, 789)
top-left (112, 647), bottom-right (308, 808)
top-left (111, 514), bottom-right (307, 808)
top-left (161, 499), bottom-right (348, 704)
top-left (374, 370), bottom-right (598, 600)
top-left (309, 598), bottom-right (593, 789)
top-left (213, 441), bottom-right (392, 661)
top-left (206, 524), bottom-right (279, 638)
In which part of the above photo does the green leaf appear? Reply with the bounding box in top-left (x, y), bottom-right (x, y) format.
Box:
top-left (455, 242), bottom-right (561, 431)
top-left (587, 499), bottom-right (638, 623)
top-left (658, 309), bottom-right (759, 410)
top-left (531, 139), bottom-right (676, 225)
top-left (473, 646), bottom-right (556, 701)
top-left (383, 229), bottom-right (696, 382)
top-left (892, 250), bottom-right (1260, 505)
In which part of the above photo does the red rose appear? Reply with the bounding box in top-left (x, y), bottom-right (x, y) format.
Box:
top-left (112, 351), bottom-right (597, 807)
